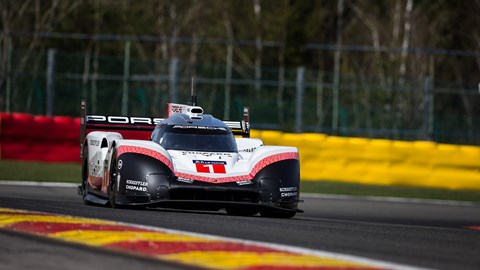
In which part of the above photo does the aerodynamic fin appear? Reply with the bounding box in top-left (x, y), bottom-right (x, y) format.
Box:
top-left (80, 100), bottom-right (160, 154)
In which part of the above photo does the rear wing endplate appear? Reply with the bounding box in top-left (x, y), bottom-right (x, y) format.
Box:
top-left (224, 107), bottom-right (250, 138)
top-left (80, 100), bottom-right (159, 155)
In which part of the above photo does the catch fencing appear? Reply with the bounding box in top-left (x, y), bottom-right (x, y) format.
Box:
top-left (1, 45), bottom-right (480, 146)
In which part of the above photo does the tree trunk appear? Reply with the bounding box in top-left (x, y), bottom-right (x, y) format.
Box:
top-left (399, 0), bottom-right (413, 84)
top-left (153, 2), bottom-right (169, 113)
top-left (350, 3), bottom-right (386, 90)
top-left (253, 0), bottom-right (262, 95)
top-left (332, 0), bottom-right (344, 133)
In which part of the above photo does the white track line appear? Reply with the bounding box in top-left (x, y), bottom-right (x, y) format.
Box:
top-left (0, 180), bottom-right (78, 187)
top-left (0, 180), bottom-right (477, 207)
top-left (132, 221), bottom-right (431, 270)
top-left (302, 192), bottom-right (480, 207)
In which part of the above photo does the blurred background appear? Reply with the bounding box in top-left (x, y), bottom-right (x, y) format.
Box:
top-left (1, 0), bottom-right (479, 145)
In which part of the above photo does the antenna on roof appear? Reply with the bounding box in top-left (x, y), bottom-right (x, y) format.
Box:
top-left (189, 76), bottom-right (197, 106)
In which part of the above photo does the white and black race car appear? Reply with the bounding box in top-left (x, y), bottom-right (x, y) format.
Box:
top-left (78, 98), bottom-right (302, 218)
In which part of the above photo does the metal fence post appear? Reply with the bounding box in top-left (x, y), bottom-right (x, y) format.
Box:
top-left (295, 67), bottom-right (305, 133)
top-left (224, 44), bottom-right (233, 120)
top-left (332, 0), bottom-right (344, 134)
top-left (46, 49), bottom-right (56, 116)
top-left (5, 37), bottom-right (12, 113)
top-left (169, 57), bottom-right (179, 103)
top-left (423, 76), bottom-right (434, 140)
top-left (121, 40), bottom-right (131, 115)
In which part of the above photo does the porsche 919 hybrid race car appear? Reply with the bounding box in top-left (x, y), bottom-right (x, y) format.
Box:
top-left (78, 98), bottom-right (302, 218)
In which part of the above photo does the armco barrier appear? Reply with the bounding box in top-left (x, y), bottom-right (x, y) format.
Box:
top-left (1, 113), bottom-right (479, 190)
top-left (251, 130), bottom-right (480, 190)
top-left (0, 113), bottom-right (80, 162)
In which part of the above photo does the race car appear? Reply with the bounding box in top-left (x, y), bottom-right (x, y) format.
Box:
top-left (78, 98), bottom-right (302, 218)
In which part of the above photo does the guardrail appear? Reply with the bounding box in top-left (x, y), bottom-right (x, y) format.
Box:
top-left (0, 113), bottom-right (80, 162)
top-left (252, 130), bottom-right (480, 190)
top-left (1, 113), bottom-right (479, 190)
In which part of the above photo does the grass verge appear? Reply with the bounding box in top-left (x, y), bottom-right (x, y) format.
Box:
top-left (0, 160), bottom-right (81, 183)
top-left (301, 180), bottom-right (480, 203)
top-left (1, 160), bottom-right (480, 202)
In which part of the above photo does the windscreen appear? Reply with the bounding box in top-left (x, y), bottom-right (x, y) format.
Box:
top-left (152, 125), bottom-right (238, 152)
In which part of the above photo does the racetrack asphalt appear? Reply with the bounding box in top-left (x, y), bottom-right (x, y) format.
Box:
top-left (0, 183), bottom-right (479, 270)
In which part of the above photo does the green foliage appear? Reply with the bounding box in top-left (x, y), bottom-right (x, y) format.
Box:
top-left (1, 0), bottom-right (479, 144)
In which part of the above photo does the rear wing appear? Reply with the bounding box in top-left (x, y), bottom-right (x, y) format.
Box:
top-left (224, 107), bottom-right (250, 138)
top-left (80, 100), bottom-right (159, 155)
top-left (166, 103), bottom-right (250, 138)
top-left (80, 100), bottom-right (250, 153)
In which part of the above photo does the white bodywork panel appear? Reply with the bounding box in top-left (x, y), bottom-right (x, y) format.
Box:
top-left (85, 131), bottom-right (298, 186)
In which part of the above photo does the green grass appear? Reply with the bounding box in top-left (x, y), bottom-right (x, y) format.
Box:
top-left (301, 180), bottom-right (480, 202)
top-left (0, 160), bottom-right (81, 183)
top-left (1, 160), bottom-right (480, 202)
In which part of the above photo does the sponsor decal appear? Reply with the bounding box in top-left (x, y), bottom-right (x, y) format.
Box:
top-left (89, 139), bottom-right (100, 146)
top-left (280, 186), bottom-right (298, 197)
top-left (173, 125), bottom-right (227, 131)
top-left (170, 105), bottom-right (183, 114)
top-left (181, 151), bottom-right (232, 157)
top-left (125, 179), bottom-right (148, 192)
top-left (194, 160), bottom-right (226, 174)
top-left (176, 177), bottom-right (194, 184)
top-left (87, 115), bottom-right (162, 125)
top-left (126, 180), bottom-right (148, 187)
top-left (236, 180), bottom-right (253, 186)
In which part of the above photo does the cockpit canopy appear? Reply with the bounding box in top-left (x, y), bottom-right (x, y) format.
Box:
top-left (151, 114), bottom-right (238, 153)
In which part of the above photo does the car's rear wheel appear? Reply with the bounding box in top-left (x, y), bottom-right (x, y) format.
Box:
top-left (260, 210), bottom-right (296, 219)
top-left (226, 207), bottom-right (258, 216)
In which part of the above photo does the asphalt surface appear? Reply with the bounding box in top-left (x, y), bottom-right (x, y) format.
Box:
top-left (0, 184), bottom-right (480, 270)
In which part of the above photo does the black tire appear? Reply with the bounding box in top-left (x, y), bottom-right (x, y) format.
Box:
top-left (81, 145), bottom-right (92, 205)
top-left (226, 207), bottom-right (258, 216)
top-left (107, 149), bottom-right (119, 208)
top-left (260, 210), bottom-right (296, 219)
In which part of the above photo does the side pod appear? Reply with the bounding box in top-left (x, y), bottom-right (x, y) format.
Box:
top-left (254, 159), bottom-right (301, 210)
top-left (110, 152), bottom-right (175, 205)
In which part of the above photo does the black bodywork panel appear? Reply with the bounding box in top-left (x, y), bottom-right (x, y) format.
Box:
top-left (81, 153), bottom-right (302, 214)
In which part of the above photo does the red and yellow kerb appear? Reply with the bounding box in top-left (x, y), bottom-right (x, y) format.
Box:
top-left (0, 208), bottom-right (385, 270)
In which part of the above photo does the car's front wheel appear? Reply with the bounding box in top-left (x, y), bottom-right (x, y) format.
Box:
top-left (107, 149), bottom-right (119, 208)
top-left (81, 145), bottom-right (91, 205)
